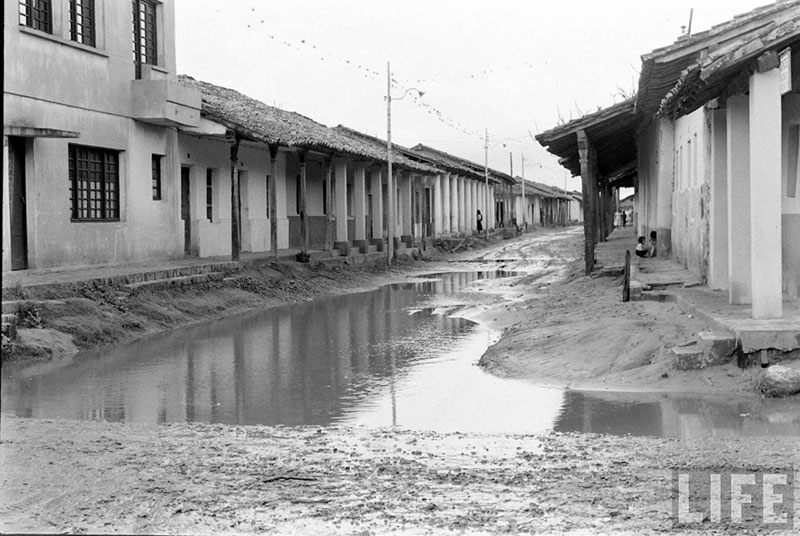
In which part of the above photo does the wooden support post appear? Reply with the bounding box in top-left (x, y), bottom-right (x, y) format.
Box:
top-left (229, 133), bottom-right (241, 261)
top-left (324, 157), bottom-right (333, 251)
top-left (296, 150), bottom-right (310, 262)
top-left (268, 143), bottom-right (279, 260)
top-left (577, 129), bottom-right (596, 275)
top-left (623, 250), bottom-right (631, 302)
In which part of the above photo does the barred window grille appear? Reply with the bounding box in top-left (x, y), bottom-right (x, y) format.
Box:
top-left (19, 0), bottom-right (52, 33)
top-left (152, 155), bottom-right (162, 200)
top-left (133, 0), bottom-right (157, 64)
top-left (69, 0), bottom-right (95, 46)
top-left (69, 145), bottom-right (120, 221)
top-left (132, 0), bottom-right (157, 77)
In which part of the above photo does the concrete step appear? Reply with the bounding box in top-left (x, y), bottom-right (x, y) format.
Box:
top-left (1, 313), bottom-right (18, 325)
top-left (121, 272), bottom-right (224, 295)
top-left (366, 245), bottom-right (378, 254)
top-left (672, 331), bottom-right (737, 370)
top-left (697, 331), bottom-right (737, 366)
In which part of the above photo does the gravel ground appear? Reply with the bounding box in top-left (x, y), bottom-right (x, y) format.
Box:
top-left (1, 416), bottom-right (798, 535)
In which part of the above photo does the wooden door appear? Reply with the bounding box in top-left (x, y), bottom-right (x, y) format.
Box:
top-left (9, 137), bottom-right (28, 270)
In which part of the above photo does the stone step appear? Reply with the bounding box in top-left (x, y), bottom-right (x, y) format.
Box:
top-left (366, 245), bottom-right (378, 254)
top-left (1, 301), bottom-right (20, 314)
top-left (121, 272), bottom-right (224, 295)
top-left (1, 313), bottom-right (18, 325)
top-left (672, 344), bottom-right (706, 370)
top-left (672, 331), bottom-right (737, 371)
top-left (316, 256), bottom-right (348, 269)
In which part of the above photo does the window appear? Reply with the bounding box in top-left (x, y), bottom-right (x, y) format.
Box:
top-left (132, 0), bottom-right (157, 77)
top-left (19, 0), bottom-right (51, 33)
top-left (69, 0), bottom-right (95, 46)
top-left (69, 145), bottom-right (120, 221)
top-left (789, 125), bottom-right (799, 198)
top-left (206, 169), bottom-right (214, 221)
top-left (151, 154), bottom-right (162, 200)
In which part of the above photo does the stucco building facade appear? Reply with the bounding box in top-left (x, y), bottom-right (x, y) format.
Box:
top-left (3, 0), bottom-right (201, 272)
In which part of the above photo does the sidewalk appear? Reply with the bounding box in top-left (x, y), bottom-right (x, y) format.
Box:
top-left (1, 247), bottom-right (393, 295)
top-left (595, 227), bottom-right (800, 356)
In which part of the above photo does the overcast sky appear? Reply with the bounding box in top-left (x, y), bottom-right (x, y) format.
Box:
top-left (175, 0), bottom-right (766, 192)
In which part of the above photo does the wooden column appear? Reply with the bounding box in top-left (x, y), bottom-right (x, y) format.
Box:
top-left (577, 129), bottom-right (596, 274)
top-left (324, 157), bottom-right (333, 251)
top-left (229, 133), bottom-right (241, 261)
top-left (297, 150), bottom-right (310, 262)
top-left (268, 143), bottom-right (279, 260)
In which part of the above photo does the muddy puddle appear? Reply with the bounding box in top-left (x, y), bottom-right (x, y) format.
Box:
top-left (2, 271), bottom-right (798, 439)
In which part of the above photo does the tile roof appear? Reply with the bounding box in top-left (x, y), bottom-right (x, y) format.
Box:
top-left (636, 0), bottom-right (800, 120)
top-left (409, 144), bottom-right (516, 185)
top-left (332, 126), bottom-right (442, 174)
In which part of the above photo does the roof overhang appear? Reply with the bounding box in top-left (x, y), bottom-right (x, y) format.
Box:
top-left (659, 20), bottom-right (800, 118)
top-left (4, 126), bottom-right (79, 138)
top-left (636, 0), bottom-right (800, 121)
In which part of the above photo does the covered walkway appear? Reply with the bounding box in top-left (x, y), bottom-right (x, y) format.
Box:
top-left (594, 227), bottom-right (800, 358)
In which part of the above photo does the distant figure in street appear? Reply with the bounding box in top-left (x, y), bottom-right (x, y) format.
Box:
top-left (648, 231), bottom-right (657, 258)
top-left (621, 211), bottom-right (627, 227)
top-left (635, 236), bottom-right (649, 258)
top-left (476, 210), bottom-right (483, 233)
top-left (614, 210), bottom-right (622, 228)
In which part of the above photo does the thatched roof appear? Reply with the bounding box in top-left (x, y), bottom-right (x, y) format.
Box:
top-left (179, 76), bottom-right (437, 172)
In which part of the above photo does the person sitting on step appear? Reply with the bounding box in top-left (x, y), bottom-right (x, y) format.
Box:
top-left (635, 236), bottom-right (649, 258)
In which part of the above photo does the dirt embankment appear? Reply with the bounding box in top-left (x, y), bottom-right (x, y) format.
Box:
top-left (1, 255), bottom-right (437, 363)
top-left (476, 272), bottom-right (762, 396)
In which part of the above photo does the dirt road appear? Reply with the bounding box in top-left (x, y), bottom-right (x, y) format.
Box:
top-left (2, 228), bottom-right (798, 534)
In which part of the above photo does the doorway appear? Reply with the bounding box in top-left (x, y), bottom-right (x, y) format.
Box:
top-left (181, 166), bottom-right (191, 255)
top-left (8, 137), bottom-right (28, 270)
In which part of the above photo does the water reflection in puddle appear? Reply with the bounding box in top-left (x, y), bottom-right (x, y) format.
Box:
top-left (2, 271), bottom-right (798, 439)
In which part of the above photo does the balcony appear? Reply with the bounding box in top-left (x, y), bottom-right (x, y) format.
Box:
top-left (131, 68), bottom-right (201, 128)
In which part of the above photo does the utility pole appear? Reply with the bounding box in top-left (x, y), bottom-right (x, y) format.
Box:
top-left (509, 152), bottom-right (515, 226)
top-left (484, 128), bottom-right (489, 240)
top-left (521, 154), bottom-right (526, 229)
top-left (386, 61), bottom-right (395, 264)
